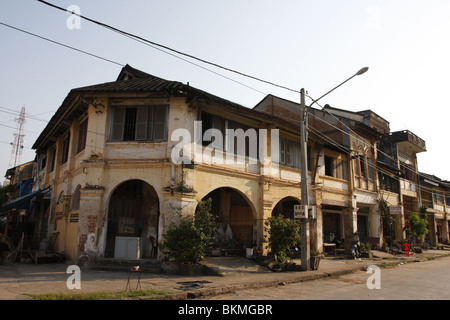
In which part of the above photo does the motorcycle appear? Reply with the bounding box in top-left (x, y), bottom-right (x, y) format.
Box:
top-left (350, 240), bottom-right (361, 259)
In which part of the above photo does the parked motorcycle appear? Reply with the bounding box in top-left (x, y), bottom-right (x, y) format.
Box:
top-left (350, 240), bottom-right (361, 259)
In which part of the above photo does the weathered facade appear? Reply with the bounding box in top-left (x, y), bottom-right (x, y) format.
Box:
top-left (32, 65), bottom-right (323, 262)
top-left (377, 130), bottom-right (427, 245)
top-left (27, 64), bottom-right (441, 265)
top-left (419, 173), bottom-right (450, 245)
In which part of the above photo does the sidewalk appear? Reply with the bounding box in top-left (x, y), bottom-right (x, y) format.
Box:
top-left (0, 248), bottom-right (449, 300)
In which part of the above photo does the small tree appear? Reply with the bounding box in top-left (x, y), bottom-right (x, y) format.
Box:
top-left (265, 215), bottom-right (301, 263)
top-left (405, 212), bottom-right (429, 246)
top-left (162, 198), bottom-right (218, 264)
top-left (194, 198), bottom-right (219, 256)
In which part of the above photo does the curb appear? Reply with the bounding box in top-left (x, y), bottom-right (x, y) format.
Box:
top-left (139, 252), bottom-right (450, 300)
top-left (139, 266), bottom-right (367, 300)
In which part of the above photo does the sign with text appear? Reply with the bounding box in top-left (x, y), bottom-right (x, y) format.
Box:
top-left (389, 206), bottom-right (402, 215)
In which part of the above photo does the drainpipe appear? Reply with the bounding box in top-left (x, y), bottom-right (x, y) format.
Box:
top-left (171, 155), bottom-right (175, 190)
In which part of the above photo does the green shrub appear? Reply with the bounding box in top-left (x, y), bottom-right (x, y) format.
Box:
top-left (405, 212), bottom-right (429, 245)
top-left (265, 215), bottom-right (301, 263)
top-left (162, 198), bottom-right (218, 264)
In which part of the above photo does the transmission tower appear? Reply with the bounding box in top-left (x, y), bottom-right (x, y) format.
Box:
top-left (9, 106), bottom-right (26, 168)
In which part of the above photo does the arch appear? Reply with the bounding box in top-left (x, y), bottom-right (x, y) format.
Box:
top-left (271, 196), bottom-right (301, 220)
top-left (105, 179), bottom-right (160, 259)
top-left (198, 187), bottom-right (256, 250)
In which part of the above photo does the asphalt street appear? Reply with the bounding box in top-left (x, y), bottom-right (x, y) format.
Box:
top-left (208, 255), bottom-right (450, 300)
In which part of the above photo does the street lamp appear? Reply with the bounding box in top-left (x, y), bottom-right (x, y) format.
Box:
top-left (299, 67), bottom-right (369, 271)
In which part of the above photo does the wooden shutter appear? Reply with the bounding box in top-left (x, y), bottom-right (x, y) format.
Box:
top-left (136, 106), bottom-right (148, 141)
top-left (111, 107), bottom-right (125, 141)
top-left (153, 105), bottom-right (168, 140)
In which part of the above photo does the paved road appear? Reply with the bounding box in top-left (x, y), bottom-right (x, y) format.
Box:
top-left (208, 256), bottom-right (450, 300)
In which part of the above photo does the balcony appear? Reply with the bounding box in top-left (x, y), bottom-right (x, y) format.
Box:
top-left (388, 130), bottom-right (426, 153)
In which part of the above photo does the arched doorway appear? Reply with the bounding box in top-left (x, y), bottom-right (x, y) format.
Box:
top-left (105, 180), bottom-right (159, 259)
top-left (272, 197), bottom-right (300, 219)
top-left (200, 188), bottom-right (255, 251)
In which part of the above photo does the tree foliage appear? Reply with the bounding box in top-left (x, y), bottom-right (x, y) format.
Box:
top-left (405, 212), bottom-right (429, 245)
top-left (265, 215), bottom-right (301, 263)
top-left (162, 198), bottom-right (218, 264)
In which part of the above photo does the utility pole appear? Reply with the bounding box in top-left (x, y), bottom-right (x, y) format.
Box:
top-left (299, 88), bottom-right (310, 271)
top-left (298, 67), bottom-right (369, 271)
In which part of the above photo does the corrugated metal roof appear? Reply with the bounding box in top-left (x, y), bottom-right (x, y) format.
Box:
top-left (32, 65), bottom-right (305, 151)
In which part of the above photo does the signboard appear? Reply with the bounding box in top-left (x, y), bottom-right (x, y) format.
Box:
top-left (294, 205), bottom-right (316, 219)
top-left (389, 206), bottom-right (402, 215)
top-left (294, 205), bottom-right (307, 219)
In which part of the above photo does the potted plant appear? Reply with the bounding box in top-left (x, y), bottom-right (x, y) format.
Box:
top-left (310, 251), bottom-right (322, 270)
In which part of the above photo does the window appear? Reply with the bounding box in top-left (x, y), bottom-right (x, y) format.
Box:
top-left (367, 157), bottom-right (374, 179)
top-left (61, 133), bottom-right (70, 165)
top-left (378, 172), bottom-right (399, 193)
top-left (77, 118), bottom-right (88, 154)
top-left (324, 155), bottom-right (348, 180)
top-left (324, 156), bottom-right (334, 177)
top-left (280, 137), bottom-right (300, 169)
top-left (400, 161), bottom-right (416, 183)
top-left (359, 156), bottom-right (366, 178)
top-left (433, 190), bottom-right (444, 205)
top-left (49, 147), bottom-right (56, 172)
top-left (39, 153), bottom-right (47, 171)
top-left (227, 120), bottom-right (258, 159)
top-left (201, 112), bottom-right (225, 147)
top-left (110, 105), bottom-right (168, 142)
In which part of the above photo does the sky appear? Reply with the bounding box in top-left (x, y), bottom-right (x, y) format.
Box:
top-left (1, 0), bottom-right (450, 182)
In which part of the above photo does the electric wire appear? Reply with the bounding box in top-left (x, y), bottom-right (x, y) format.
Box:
top-left (3, 2), bottom-right (445, 201)
top-left (37, 0), bottom-right (299, 95)
top-left (0, 21), bottom-right (124, 67)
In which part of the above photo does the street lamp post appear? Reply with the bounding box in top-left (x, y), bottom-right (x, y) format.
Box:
top-left (299, 67), bottom-right (369, 271)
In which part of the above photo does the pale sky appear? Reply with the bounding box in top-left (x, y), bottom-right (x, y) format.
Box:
top-left (1, 0), bottom-right (449, 182)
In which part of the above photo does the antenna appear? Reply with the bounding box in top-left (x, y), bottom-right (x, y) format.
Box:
top-left (9, 106), bottom-right (26, 168)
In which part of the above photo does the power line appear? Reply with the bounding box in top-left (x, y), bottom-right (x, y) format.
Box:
top-left (0, 21), bottom-right (124, 67)
top-left (37, 0), bottom-right (300, 95)
top-left (7, 2), bottom-right (444, 196)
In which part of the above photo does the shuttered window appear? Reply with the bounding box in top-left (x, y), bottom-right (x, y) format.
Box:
top-left (110, 105), bottom-right (168, 142)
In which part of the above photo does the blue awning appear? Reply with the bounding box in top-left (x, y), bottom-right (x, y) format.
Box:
top-left (0, 188), bottom-right (47, 213)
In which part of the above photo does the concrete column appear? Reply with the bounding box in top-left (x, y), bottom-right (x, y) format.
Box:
top-left (344, 206), bottom-right (358, 253)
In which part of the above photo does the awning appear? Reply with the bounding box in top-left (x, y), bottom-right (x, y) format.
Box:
top-left (0, 188), bottom-right (50, 213)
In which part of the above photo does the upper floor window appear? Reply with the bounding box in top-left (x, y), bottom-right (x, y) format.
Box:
top-left (61, 133), bottom-right (70, 165)
top-left (324, 155), bottom-right (348, 180)
top-left (77, 118), bottom-right (88, 154)
top-left (110, 105), bottom-right (168, 142)
top-left (433, 190), bottom-right (444, 205)
top-left (355, 155), bottom-right (374, 180)
top-left (280, 137), bottom-right (300, 169)
top-left (49, 147), bottom-right (56, 172)
top-left (378, 172), bottom-right (399, 193)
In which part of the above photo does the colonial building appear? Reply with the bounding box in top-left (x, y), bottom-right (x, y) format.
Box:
top-left (32, 65), bottom-right (327, 262)
top-left (419, 172), bottom-right (450, 245)
top-left (26, 64), bottom-right (435, 265)
top-left (377, 130), bottom-right (427, 245)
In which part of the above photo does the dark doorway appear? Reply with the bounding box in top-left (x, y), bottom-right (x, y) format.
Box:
top-left (201, 188), bottom-right (254, 249)
top-left (105, 180), bottom-right (159, 259)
